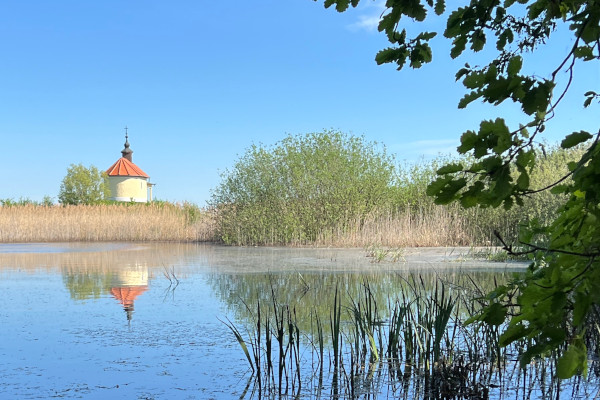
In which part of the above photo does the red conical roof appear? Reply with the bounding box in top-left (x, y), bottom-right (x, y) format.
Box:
top-left (106, 157), bottom-right (149, 178)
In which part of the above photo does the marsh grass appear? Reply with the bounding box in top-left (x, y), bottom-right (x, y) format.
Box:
top-left (225, 273), bottom-right (600, 399)
top-left (0, 202), bottom-right (216, 242)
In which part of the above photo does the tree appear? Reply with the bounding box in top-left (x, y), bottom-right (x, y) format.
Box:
top-left (211, 130), bottom-right (397, 245)
top-left (58, 164), bottom-right (110, 205)
top-left (318, 0), bottom-right (599, 377)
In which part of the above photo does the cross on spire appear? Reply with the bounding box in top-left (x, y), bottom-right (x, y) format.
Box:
top-left (121, 126), bottom-right (133, 161)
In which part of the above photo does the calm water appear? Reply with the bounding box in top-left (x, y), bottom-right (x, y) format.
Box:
top-left (0, 243), bottom-right (527, 399)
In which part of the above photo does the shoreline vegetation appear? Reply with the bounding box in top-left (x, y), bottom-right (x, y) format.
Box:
top-left (0, 143), bottom-right (581, 247)
top-left (0, 202), bottom-right (216, 243)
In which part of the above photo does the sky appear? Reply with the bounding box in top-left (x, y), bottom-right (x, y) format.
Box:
top-left (1, 1), bottom-right (597, 205)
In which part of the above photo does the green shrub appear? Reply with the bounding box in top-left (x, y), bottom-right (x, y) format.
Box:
top-left (211, 130), bottom-right (398, 245)
top-left (210, 133), bottom-right (581, 247)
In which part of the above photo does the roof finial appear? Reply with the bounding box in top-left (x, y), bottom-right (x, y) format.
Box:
top-left (121, 126), bottom-right (133, 161)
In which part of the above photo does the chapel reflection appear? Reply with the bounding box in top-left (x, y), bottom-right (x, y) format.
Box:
top-left (109, 265), bottom-right (149, 321)
top-left (61, 263), bottom-right (150, 321)
top-left (0, 242), bottom-right (215, 321)
top-left (49, 243), bottom-right (210, 322)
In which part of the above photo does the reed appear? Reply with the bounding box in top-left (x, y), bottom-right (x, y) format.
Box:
top-left (223, 273), bottom-right (599, 399)
top-left (0, 202), bottom-right (216, 242)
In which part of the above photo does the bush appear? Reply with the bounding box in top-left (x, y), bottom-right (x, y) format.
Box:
top-left (211, 130), bottom-right (398, 245)
top-left (210, 131), bottom-right (581, 247)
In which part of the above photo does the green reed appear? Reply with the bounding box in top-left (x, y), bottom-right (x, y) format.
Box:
top-left (222, 272), bottom-right (599, 399)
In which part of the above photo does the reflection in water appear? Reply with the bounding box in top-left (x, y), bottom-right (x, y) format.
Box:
top-left (0, 242), bottom-right (208, 323)
top-left (208, 269), bottom-right (519, 336)
top-left (50, 244), bottom-right (199, 322)
top-left (209, 270), bottom-right (600, 399)
top-left (0, 242), bottom-right (245, 399)
top-left (109, 266), bottom-right (149, 321)
top-left (4, 242), bottom-right (561, 399)
top-left (62, 266), bottom-right (149, 320)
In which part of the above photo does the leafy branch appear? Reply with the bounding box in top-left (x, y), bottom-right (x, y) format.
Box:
top-left (493, 230), bottom-right (600, 258)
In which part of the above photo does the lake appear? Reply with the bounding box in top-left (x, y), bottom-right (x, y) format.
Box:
top-left (0, 243), bottom-right (595, 399)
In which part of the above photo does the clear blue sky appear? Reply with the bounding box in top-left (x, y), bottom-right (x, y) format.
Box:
top-left (1, 1), bottom-right (597, 205)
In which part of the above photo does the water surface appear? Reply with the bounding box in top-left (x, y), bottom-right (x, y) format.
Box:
top-left (0, 242), bottom-right (524, 399)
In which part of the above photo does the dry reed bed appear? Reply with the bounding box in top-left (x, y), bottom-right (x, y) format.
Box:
top-left (1, 203), bottom-right (483, 247)
top-left (0, 204), bottom-right (216, 242)
top-left (314, 207), bottom-right (475, 248)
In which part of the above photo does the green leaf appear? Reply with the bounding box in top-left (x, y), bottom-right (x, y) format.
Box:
top-left (507, 56), bottom-right (522, 76)
top-left (483, 302), bottom-right (507, 326)
top-left (496, 29), bottom-right (509, 50)
top-left (460, 194), bottom-right (479, 208)
top-left (490, 118), bottom-right (512, 154)
top-left (517, 171), bottom-right (529, 190)
top-left (457, 130), bottom-right (478, 153)
top-left (484, 78), bottom-right (510, 104)
top-left (434, 0), bottom-right (445, 15)
top-left (574, 46), bottom-right (594, 61)
top-left (499, 321), bottom-right (529, 346)
top-left (462, 71), bottom-right (483, 89)
top-left (437, 163), bottom-right (464, 174)
top-left (431, 178), bottom-right (467, 204)
top-left (323, 0), bottom-right (353, 12)
top-left (521, 81), bottom-right (553, 115)
top-left (426, 176), bottom-right (452, 196)
top-left (455, 66), bottom-right (470, 81)
top-left (550, 185), bottom-right (569, 194)
top-left (458, 90), bottom-right (483, 108)
top-left (515, 149), bottom-right (535, 169)
top-left (460, 180), bottom-right (484, 207)
top-left (416, 31), bottom-right (437, 41)
top-left (451, 36), bottom-right (467, 58)
top-left (573, 290), bottom-right (591, 327)
top-left (557, 341), bottom-right (587, 379)
top-left (445, 8), bottom-right (466, 38)
top-left (471, 30), bottom-right (486, 51)
top-left (561, 131), bottom-right (592, 149)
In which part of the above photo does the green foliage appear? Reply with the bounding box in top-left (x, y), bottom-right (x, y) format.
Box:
top-left (0, 196), bottom-right (54, 206)
top-left (211, 138), bottom-right (579, 247)
top-left (211, 130), bottom-right (397, 245)
top-left (58, 164), bottom-right (110, 205)
top-left (318, 0), bottom-right (600, 378)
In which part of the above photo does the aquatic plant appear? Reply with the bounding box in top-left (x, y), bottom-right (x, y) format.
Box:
top-left (222, 273), bottom-right (600, 399)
